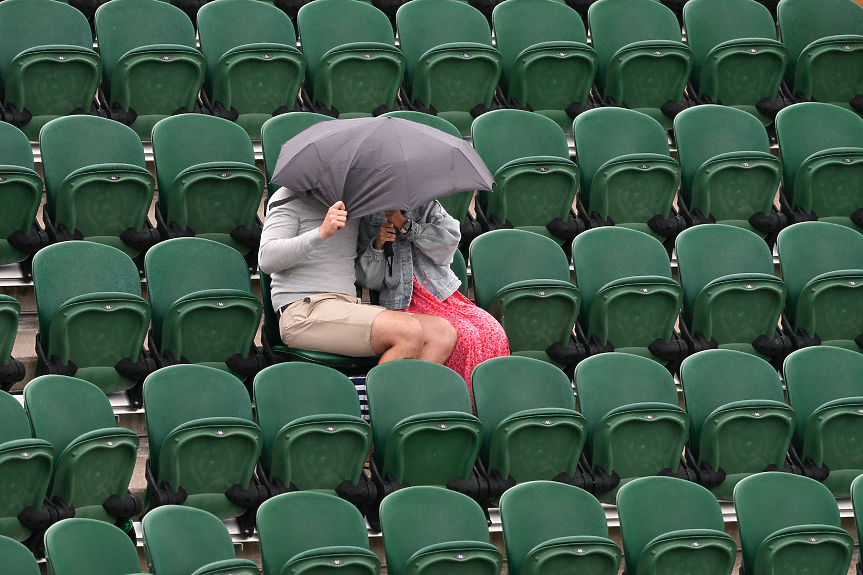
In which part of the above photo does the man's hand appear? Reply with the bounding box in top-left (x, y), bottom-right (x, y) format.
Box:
top-left (318, 201), bottom-right (347, 240)
top-left (374, 222), bottom-right (396, 250)
top-left (385, 210), bottom-right (408, 232)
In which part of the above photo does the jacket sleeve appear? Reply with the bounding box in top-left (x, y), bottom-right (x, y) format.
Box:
top-left (258, 199), bottom-right (324, 275)
top-left (401, 201), bottom-right (461, 265)
top-left (355, 217), bottom-right (388, 291)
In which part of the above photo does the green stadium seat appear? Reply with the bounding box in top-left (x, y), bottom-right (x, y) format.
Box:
top-left (197, 0), bottom-right (306, 139)
top-left (253, 362), bottom-right (371, 492)
top-left (151, 114), bottom-right (265, 256)
top-left (39, 115), bottom-right (157, 260)
top-left (0, 391), bottom-right (54, 541)
top-left (0, 0), bottom-right (101, 141)
top-left (0, 122), bottom-right (44, 270)
top-left (257, 492), bottom-right (381, 575)
top-left (141, 505), bottom-right (260, 575)
top-left (366, 359), bottom-right (481, 487)
top-left (849, 474), bottom-right (863, 574)
top-left (572, 227), bottom-right (683, 363)
top-left (379, 486), bottom-right (503, 575)
top-left (45, 518), bottom-right (146, 575)
top-left (683, 0), bottom-right (787, 124)
top-left (777, 0), bottom-right (863, 109)
top-left (673, 106), bottom-right (783, 236)
top-left (675, 225), bottom-right (786, 359)
top-left (491, 0), bottom-right (597, 133)
top-left (259, 269), bottom-right (379, 369)
top-left (24, 375), bottom-right (140, 527)
top-left (469, 229), bottom-right (581, 364)
top-left (574, 353), bottom-right (688, 503)
top-left (617, 477), bottom-right (736, 575)
top-left (498, 481), bottom-right (621, 575)
top-left (0, 295), bottom-right (25, 392)
top-left (397, 0), bottom-right (503, 135)
top-left (784, 346), bottom-right (863, 496)
top-left (471, 109), bottom-right (581, 246)
top-left (144, 237), bottom-right (264, 378)
top-left (587, 0), bottom-right (693, 129)
top-left (775, 103), bottom-right (863, 231)
top-left (573, 108), bottom-right (682, 241)
top-left (734, 473), bottom-right (853, 575)
top-left (142, 364), bottom-right (264, 520)
top-left (33, 242), bottom-right (152, 398)
top-left (261, 111), bottom-right (335, 198)
top-left (679, 349), bottom-right (795, 500)
top-left (0, 535), bottom-right (40, 575)
top-left (451, 249), bottom-right (470, 297)
top-left (94, 0), bottom-right (207, 140)
top-left (297, 0), bottom-right (405, 118)
top-left (472, 356), bottom-right (587, 484)
top-left (776, 221), bottom-right (863, 353)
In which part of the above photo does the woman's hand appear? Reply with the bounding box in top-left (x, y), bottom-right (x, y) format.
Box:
top-left (373, 221), bottom-right (396, 250)
top-left (385, 210), bottom-right (409, 232)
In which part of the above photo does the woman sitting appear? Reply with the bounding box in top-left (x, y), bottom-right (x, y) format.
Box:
top-left (356, 201), bottom-right (509, 390)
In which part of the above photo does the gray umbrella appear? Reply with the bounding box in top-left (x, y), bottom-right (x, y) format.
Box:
top-left (269, 116), bottom-right (494, 219)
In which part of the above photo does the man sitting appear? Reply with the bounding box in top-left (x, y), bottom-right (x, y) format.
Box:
top-left (259, 189), bottom-right (456, 363)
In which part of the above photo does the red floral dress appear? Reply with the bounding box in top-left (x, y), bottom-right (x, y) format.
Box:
top-left (400, 277), bottom-right (510, 392)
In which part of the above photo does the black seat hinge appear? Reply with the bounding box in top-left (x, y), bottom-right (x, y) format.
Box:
top-left (115, 353), bottom-right (158, 381)
top-left (103, 491), bottom-right (142, 519)
top-left (546, 215), bottom-right (590, 241)
top-left (749, 210), bottom-right (788, 234)
top-left (230, 224), bottom-right (262, 249)
top-left (647, 213), bottom-right (687, 236)
top-left (0, 357), bottom-right (25, 390)
top-left (7, 228), bottom-right (50, 254)
top-left (18, 497), bottom-right (75, 531)
top-left (120, 227), bottom-right (160, 252)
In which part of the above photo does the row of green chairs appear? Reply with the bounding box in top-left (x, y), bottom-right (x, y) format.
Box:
top-left (0, 375), bottom-right (139, 543)
top-left (31, 238), bottom-right (264, 405)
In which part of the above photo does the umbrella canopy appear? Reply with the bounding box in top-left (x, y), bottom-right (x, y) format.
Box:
top-left (269, 116), bottom-right (494, 219)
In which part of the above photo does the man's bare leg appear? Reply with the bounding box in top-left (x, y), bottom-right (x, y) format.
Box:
top-left (370, 311), bottom-right (425, 363)
top-left (411, 314), bottom-right (457, 364)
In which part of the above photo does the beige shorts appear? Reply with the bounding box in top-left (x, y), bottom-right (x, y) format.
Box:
top-left (278, 293), bottom-right (385, 357)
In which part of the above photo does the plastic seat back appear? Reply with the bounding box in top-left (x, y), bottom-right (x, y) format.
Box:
top-left (143, 364), bottom-right (263, 519)
top-left (144, 237), bottom-right (262, 366)
top-left (94, 0), bottom-right (206, 139)
top-left (472, 110), bottom-right (578, 236)
top-left (298, 0), bottom-right (404, 115)
top-left (588, 0), bottom-right (692, 128)
top-left (472, 356), bottom-right (586, 483)
top-left (0, 0), bottom-right (101, 140)
top-left (0, 535), bottom-right (40, 575)
top-left (574, 353), bottom-right (687, 500)
top-left (142, 505), bottom-right (258, 575)
top-left (784, 346), bottom-right (863, 496)
top-left (573, 108), bottom-right (679, 237)
top-left (44, 518), bottom-right (142, 575)
top-left (776, 221), bottom-right (863, 342)
top-left (492, 0), bottom-right (596, 132)
top-left (258, 492), bottom-right (380, 575)
top-left (25, 375), bottom-right (139, 520)
top-left (498, 481), bottom-right (621, 575)
top-left (572, 227), bottom-right (682, 353)
top-left (261, 112), bottom-right (335, 197)
top-left (197, 0), bottom-right (305, 138)
top-left (379, 486), bottom-right (503, 575)
top-left (734, 473), bottom-right (853, 575)
top-left (674, 106), bottom-right (781, 231)
top-left (469, 229), bottom-right (580, 357)
top-left (680, 350), bottom-right (794, 498)
top-left (33, 241), bottom-right (150, 394)
top-left (397, 0), bottom-right (502, 135)
top-left (0, 122), bottom-right (41, 266)
top-left (0, 392), bottom-right (54, 541)
top-left (776, 103), bottom-right (863, 225)
top-left (778, 0), bottom-right (863, 102)
top-left (253, 363), bottom-right (371, 489)
top-left (0, 295), bottom-right (20, 368)
top-left (366, 359), bottom-right (480, 485)
top-left (675, 224), bottom-right (785, 349)
top-left (617, 477), bottom-right (735, 575)
top-left (683, 0), bottom-right (787, 118)
top-left (39, 115), bottom-right (155, 257)
top-left (151, 114), bottom-right (264, 253)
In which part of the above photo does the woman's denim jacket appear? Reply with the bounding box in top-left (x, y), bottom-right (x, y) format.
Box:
top-left (356, 201), bottom-right (461, 310)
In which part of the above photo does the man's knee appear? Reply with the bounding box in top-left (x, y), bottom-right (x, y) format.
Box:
top-left (373, 311), bottom-right (424, 355)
